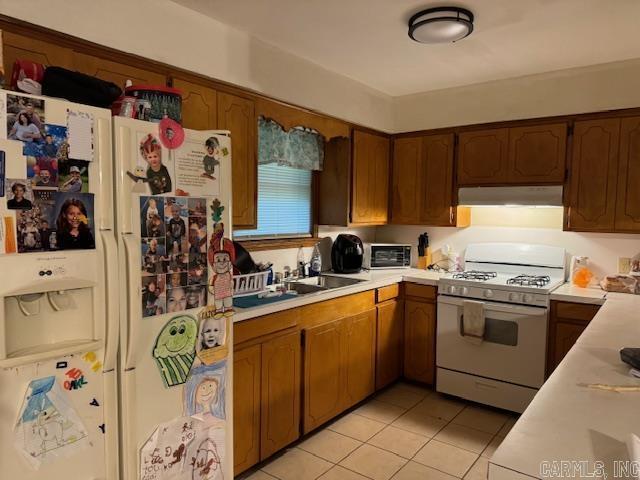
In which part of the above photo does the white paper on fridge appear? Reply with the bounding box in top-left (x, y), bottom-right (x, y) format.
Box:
top-left (67, 109), bottom-right (94, 162)
top-left (14, 376), bottom-right (89, 469)
top-left (140, 416), bottom-right (225, 480)
top-left (174, 134), bottom-right (230, 197)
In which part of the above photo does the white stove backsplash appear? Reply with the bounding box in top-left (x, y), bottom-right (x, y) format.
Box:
top-left (376, 225), bottom-right (640, 285)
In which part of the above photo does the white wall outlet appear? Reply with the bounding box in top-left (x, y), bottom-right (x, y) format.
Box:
top-left (618, 257), bottom-right (631, 274)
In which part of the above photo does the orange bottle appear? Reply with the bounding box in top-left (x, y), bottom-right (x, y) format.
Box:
top-left (572, 267), bottom-right (593, 288)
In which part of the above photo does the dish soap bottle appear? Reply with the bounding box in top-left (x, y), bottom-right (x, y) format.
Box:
top-left (309, 244), bottom-right (322, 277)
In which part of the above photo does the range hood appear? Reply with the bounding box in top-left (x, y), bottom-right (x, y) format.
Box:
top-left (458, 185), bottom-right (563, 207)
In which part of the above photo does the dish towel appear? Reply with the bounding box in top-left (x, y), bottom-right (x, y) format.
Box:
top-left (462, 300), bottom-right (485, 344)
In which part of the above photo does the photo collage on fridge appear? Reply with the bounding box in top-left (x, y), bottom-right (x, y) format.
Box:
top-left (0, 92), bottom-right (95, 254)
top-left (127, 122), bottom-right (233, 480)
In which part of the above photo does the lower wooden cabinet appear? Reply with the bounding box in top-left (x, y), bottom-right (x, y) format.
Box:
top-left (233, 344), bottom-right (261, 475)
top-left (303, 309), bottom-right (377, 433)
top-left (342, 310), bottom-right (377, 409)
top-left (233, 331), bottom-right (301, 475)
top-left (547, 300), bottom-right (601, 376)
top-left (376, 299), bottom-right (403, 389)
top-left (403, 296), bottom-right (436, 384)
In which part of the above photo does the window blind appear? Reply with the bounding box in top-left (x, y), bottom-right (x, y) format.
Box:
top-left (234, 163), bottom-right (312, 239)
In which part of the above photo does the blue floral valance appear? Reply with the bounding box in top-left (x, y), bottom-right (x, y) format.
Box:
top-left (258, 116), bottom-right (324, 171)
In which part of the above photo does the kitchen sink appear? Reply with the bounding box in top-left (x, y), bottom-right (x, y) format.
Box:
top-left (283, 275), bottom-right (364, 295)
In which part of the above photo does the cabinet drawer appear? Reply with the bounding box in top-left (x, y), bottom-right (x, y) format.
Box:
top-left (235, 309), bottom-right (299, 345)
top-left (377, 284), bottom-right (400, 303)
top-left (554, 302), bottom-right (600, 324)
top-left (404, 283), bottom-right (436, 301)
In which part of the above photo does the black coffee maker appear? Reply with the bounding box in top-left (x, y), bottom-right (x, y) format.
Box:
top-left (331, 234), bottom-right (364, 273)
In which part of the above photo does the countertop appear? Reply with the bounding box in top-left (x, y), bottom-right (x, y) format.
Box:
top-left (550, 283), bottom-right (607, 305)
top-left (233, 268), bottom-right (445, 322)
top-left (489, 292), bottom-right (640, 480)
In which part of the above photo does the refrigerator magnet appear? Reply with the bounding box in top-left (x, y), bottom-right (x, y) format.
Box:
top-left (152, 315), bottom-right (198, 387)
top-left (6, 93), bottom-right (46, 154)
top-left (158, 117), bottom-right (184, 150)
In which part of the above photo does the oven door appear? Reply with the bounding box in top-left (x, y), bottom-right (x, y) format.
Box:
top-left (436, 295), bottom-right (548, 388)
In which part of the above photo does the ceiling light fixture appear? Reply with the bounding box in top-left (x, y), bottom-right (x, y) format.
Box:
top-left (408, 6), bottom-right (474, 44)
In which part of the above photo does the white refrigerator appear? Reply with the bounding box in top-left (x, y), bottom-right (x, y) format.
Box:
top-left (0, 90), bottom-right (119, 479)
top-left (113, 116), bottom-right (234, 480)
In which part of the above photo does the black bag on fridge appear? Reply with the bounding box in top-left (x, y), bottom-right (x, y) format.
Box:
top-left (42, 66), bottom-right (122, 108)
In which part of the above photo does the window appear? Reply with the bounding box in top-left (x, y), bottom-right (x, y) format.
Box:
top-left (233, 163), bottom-right (312, 239)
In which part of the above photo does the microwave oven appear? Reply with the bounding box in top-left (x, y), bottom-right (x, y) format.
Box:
top-left (364, 243), bottom-right (412, 269)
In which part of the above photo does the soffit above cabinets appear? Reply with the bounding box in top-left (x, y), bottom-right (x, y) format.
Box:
top-left (172, 0), bottom-right (640, 96)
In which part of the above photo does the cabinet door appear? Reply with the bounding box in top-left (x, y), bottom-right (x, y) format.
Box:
top-left (73, 52), bottom-right (166, 89)
top-left (352, 130), bottom-right (389, 224)
top-left (303, 320), bottom-right (343, 433)
top-left (567, 119), bottom-right (620, 232)
top-left (217, 92), bottom-right (257, 228)
top-left (457, 128), bottom-right (509, 185)
top-left (508, 123), bottom-right (567, 184)
top-left (233, 344), bottom-right (261, 475)
top-left (548, 322), bottom-right (585, 374)
top-left (391, 137), bottom-right (422, 224)
top-left (260, 331), bottom-right (301, 459)
top-left (172, 77), bottom-right (217, 130)
top-left (403, 300), bottom-right (436, 384)
top-left (2, 31), bottom-right (74, 74)
top-left (342, 309), bottom-right (377, 409)
top-left (421, 134), bottom-right (456, 226)
top-left (376, 300), bottom-right (403, 390)
top-left (615, 117), bottom-right (640, 232)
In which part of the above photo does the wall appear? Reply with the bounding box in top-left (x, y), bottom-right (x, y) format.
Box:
top-left (0, 0), bottom-right (394, 132)
top-left (376, 208), bottom-right (640, 283)
top-left (394, 58), bottom-right (640, 132)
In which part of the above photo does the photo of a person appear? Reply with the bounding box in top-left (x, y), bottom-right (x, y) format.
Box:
top-left (55, 197), bottom-right (95, 250)
top-left (20, 219), bottom-right (41, 251)
top-left (167, 203), bottom-right (187, 253)
top-left (210, 251), bottom-right (233, 318)
top-left (168, 271), bottom-right (187, 288)
top-left (60, 166), bottom-right (83, 192)
top-left (188, 198), bottom-right (207, 217)
top-left (7, 181), bottom-right (33, 210)
top-left (142, 275), bottom-right (166, 318)
top-left (199, 317), bottom-right (225, 351)
top-left (188, 254), bottom-right (207, 285)
top-left (39, 220), bottom-right (53, 251)
top-left (29, 155), bottom-right (59, 186)
top-left (189, 217), bottom-right (207, 254)
top-left (166, 287), bottom-right (187, 313)
top-left (16, 190), bottom-right (57, 253)
top-left (139, 134), bottom-right (172, 194)
top-left (140, 196), bottom-right (165, 238)
top-left (9, 112), bottom-right (41, 142)
top-left (168, 253), bottom-right (188, 273)
top-left (186, 285), bottom-right (206, 309)
top-left (43, 134), bottom-right (59, 158)
top-left (35, 169), bottom-right (54, 188)
top-left (202, 137), bottom-right (220, 180)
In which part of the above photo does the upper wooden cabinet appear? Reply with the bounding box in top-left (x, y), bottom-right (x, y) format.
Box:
top-left (171, 77), bottom-right (217, 130)
top-left (391, 134), bottom-right (469, 227)
top-left (615, 117), bottom-right (640, 232)
top-left (458, 128), bottom-right (509, 185)
top-left (351, 130), bottom-right (390, 225)
top-left (508, 124), bottom-right (567, 183)
top-left (2, 31), bottom-right (74, 73)
top-left (73, 52), bottom-right (166, 89)
top-left (217, 92), bottom-right (258, 229)
top-left (566, 118), bottom-right (620, 232)
top-left (458, 124), bottom-right (567, 186)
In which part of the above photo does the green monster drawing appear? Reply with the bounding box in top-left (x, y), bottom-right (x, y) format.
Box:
top-left (153, 315), bottom-right (198, 387)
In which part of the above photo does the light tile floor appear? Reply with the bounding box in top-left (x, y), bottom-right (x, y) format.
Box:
top-left (240, 382), bottom-right (519, 480)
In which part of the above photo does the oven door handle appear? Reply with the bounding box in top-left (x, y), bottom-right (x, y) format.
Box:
top-left (439, 295), bottom-right (547, 316)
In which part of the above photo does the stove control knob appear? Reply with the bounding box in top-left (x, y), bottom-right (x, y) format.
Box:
top-left (509, 292), bottom-right (522, 302)
top-left (484, 289), bottom-right (493, 298)
top-left (448, 285), bottom-right (457, 295)
top-left (461, 287), bottom-right (469, 295)
top-left (523, 294), bottom-right (534, 303)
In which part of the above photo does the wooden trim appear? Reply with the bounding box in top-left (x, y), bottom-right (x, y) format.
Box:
top-left (238, 237), bottom-right (321, 252)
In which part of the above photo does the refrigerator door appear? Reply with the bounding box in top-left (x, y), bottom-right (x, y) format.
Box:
top-left (0, 92), bottom-right (118, 479)
top-left (114, 117), bottom-right (233, 480)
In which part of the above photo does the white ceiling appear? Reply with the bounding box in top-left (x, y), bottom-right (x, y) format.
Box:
top-left (172, 0), bottom-right (640, 96)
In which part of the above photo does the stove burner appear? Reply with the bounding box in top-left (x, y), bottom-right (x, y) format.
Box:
top-left (452, 270), bottom-right (498, 281)
top-left (506, 275), bottom-right (551, 288)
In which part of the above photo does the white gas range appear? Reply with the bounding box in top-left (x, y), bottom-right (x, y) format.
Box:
top-left (436, 243), bottom-right (566, 413)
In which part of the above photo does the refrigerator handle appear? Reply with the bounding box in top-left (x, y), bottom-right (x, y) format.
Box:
top-left (123, 234), bottom-right (140, 370)
top-left (96, 117), bottom-right (114, 231)
top-left (101, 230), bottom-right (119, 372)
top-left (115, 123), bottom-right (133, 234)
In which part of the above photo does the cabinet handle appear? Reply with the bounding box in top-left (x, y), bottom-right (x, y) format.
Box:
top-left (450, 208), bottom-right (454, 225)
